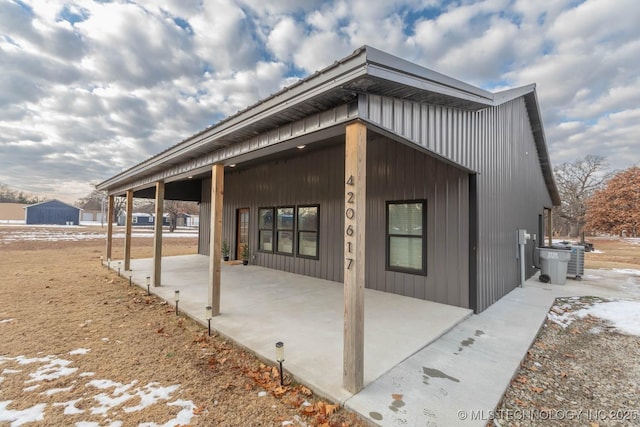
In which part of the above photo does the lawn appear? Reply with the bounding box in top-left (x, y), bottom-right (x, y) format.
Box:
top-left (0, 226), bottom-right (364, 426)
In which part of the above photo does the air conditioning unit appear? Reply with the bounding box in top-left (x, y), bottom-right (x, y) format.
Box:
top-left (567, 245), bottom-right (585, 279)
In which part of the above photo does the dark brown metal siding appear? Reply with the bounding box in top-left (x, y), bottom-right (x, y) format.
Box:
top-left (366, 134), bottom-right (470, 308)
top-left (474, 99), bottom-right (553, 311)
top-left (199, 134), bottom-right (470, 308)
top-left (364, 95), bottom-right (553, 312)
top-left (202, 144), bottom-right (346, 282)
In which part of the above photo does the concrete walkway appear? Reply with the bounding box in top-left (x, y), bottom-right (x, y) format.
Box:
top-left (345, 269), bottom-right (640, 426)
top-left (112, 255), bottom-right (471, 403)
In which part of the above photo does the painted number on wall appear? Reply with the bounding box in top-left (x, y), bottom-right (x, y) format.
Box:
top-left (345, 175), bottom-right (355, 270)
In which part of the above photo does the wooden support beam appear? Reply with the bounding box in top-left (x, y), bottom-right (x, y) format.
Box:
top-left (123, 189), bottom-right (133, 271)
top-left (153, 181), bottom-right (165, 286)
top-left (547, 208), bottom-right (552, 247)
top-left (106, 194), bottom-right (114, 261)
top-left (209, 164), bottom-right (224, 316)
top-left (343, 121), bottom-right (366, 393)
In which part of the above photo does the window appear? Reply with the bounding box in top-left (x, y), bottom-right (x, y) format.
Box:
top-left (149, 216), bottom-right (154, 223)
top-left (132, 216), bottom-right (138, 224)
top-left (386, 201), bottom-right (426, 274)
top-left (276, 207), bottom-right (294, 255)
top-left (297, 205), bottom-right (319, 258)
top-left (258, 208), bottom-right (274, 252)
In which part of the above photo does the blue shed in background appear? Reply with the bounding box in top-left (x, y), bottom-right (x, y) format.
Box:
top-left (25, 199), bottom-right (80, 225)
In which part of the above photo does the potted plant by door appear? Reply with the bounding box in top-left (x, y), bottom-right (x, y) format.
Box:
top-left (222, 239), bottom-right (230, 261)
top-left (241, 244), bottom-right (249, 265)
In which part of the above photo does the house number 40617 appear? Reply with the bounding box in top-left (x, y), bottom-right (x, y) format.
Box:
top-left (345, 174), bottom-right (355, 270)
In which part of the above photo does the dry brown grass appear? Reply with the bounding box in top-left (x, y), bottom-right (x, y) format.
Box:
top-left (583, 237), bottom-right (640, 270)
top-left (0, 226), bottom-right (367, 426)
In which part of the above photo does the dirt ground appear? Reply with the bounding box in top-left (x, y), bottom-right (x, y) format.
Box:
top-left (0, 226), bottom-right (367, 426)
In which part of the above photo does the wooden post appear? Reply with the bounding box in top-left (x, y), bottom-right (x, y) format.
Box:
top-left (209, 164), bottom-right (224, 316)
top-left (123, 189), bottom-right (133, 271)
top-left (106, 194), bottom-right (114, 261)
top-left (343, 121), bottom-right (366, 393)
top-left (547, 208), bottom-right (552, 246)
top-left (153, 181), bottom-right (165, 286)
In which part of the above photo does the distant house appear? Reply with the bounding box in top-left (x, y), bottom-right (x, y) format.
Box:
top-left (117, 212), bottom-right (169, 227)
top-left (81, 209), bottom-right (105, 222)
top-left (24, 199), bottom-right (80, 225)
top-left (0, 203), bottom-right (28, 223)
top-left (176, 213), bottom-right (199, 227)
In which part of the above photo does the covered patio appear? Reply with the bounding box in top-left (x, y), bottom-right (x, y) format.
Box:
top-left (112, 254), bottom-right (472, 403)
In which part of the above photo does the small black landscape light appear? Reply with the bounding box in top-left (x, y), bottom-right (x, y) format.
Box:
top-left (146, 276), bottom-right (150, 295)
top-left (128, 273), bottom-right (132, 286)
top-left (174, 290), bottom-right (180, 316)
top-left (205, 305), bottom-right (212, 336)
top-left (275, 341), bottom-right (285, 386)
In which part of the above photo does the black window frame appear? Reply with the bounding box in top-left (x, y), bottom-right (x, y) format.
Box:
top-left (386, 200), bottom-right (427, 275)
top-left (275, 206), bottom-right (295, 256)
top-left (296, 205), bottom-right (320, 260)
top-left (257, 207), bottom-right (275, 253)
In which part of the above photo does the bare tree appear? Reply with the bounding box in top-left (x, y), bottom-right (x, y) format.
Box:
top-left (553, 155), bottom-right (610, 238)
top-left (75, 189), bottom-right (105, 211)
top-left (0, 182), bottom-right (44, 204)
top-left (75, 189), bottom-right (126, 225)
top-left (164, 200), bottom-right (199, 232)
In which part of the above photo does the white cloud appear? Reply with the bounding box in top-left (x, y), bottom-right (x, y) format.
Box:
top-left (0, 0), bottom-right (639, 202)
top-left (266, 16), bottom-right (304, 62)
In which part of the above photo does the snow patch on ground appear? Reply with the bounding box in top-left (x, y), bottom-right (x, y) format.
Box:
top-left (0, 354), bottom-right (196, 426)
top-left (0, 401), bottom-right (46, 426)
top-left (590, 249), bottom-right (604, 254)
top-left (577, 300), bottom-right (640, 336)
top-left (611, 268), bottom-right (640, 276)
top-left (548, 298), bottom-right (640, 337)
top-left (69, 348), bottom-right (90, 355)
top-left (53, 398), bottom-right (84, 415)
top-left (26, 358), bottom-right (77, 383)
top-left (0, 319), bottom-right (15, 324)
top-left (0, 228), bottom-right (197, 244)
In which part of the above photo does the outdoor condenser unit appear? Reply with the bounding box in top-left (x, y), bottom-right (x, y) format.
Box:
top-left (567, 245), bottom-right (585, 279)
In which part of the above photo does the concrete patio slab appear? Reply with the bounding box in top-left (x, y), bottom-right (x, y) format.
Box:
top-left (111, 254), bottom-right (472, 403)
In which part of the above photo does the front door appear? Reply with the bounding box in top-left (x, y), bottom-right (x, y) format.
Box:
top-left (236, 208), bottom-right (249, 259)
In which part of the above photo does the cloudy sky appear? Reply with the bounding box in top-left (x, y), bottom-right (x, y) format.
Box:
top-left (1, 0), bottom-right (638, 202)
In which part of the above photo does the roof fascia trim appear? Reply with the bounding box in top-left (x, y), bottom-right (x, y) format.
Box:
top-left (97, 52), bottom-right (370, 191)
top-left (364, 46), bottom-right (494, 100)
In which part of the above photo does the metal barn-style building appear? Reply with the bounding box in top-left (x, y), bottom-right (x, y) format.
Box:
top-left (24, 199), bottom-right (80, 225)
top-left (97, 46), bottom-right (560, 392)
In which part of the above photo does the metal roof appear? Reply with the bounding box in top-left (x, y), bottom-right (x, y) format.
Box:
top-left (96, 45), bottom-right (560, 204)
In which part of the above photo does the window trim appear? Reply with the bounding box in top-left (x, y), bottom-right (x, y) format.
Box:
top-left (275, 206), bottom-right (295, 256)
top-left (257, 207), bottom-right (275, 253)
top-left (296, 204), bottom-right (320, 260)
top-left (385, 199), bottom-right (427, 275)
